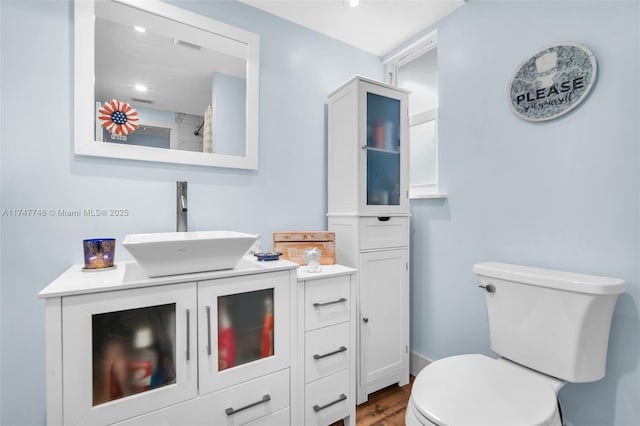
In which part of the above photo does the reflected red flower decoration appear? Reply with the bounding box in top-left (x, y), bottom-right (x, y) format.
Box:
top-left (98, 99), bottom-right (139, 136)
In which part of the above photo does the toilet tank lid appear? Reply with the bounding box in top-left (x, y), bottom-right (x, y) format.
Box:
top-left (473, 262), bottom-right (625, 295)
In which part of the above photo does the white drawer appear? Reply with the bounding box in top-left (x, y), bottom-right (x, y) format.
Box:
top-left (210, 369), bottom-right (289, 425)
top-left (244, 407), bottom-right (290, 426)
top-left (305, 322), bottom-right (350, 383)
top-left (114, 370), bottom-right (289, 426)
top-left (359, 216), bottom-right (408, 250)
top-left (304, 370), bottom-right (351, 426)
top-left (304, 276), bottom-right (350, 331)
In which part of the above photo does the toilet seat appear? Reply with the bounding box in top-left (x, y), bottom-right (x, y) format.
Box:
top-left (409, 354), bottom-right (562, 426)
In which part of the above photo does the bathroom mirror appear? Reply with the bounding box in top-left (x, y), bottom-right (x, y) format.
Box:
top-left (74, 0), bottom-right (260, 169)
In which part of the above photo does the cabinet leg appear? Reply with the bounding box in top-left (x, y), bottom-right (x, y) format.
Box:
top-left (343, 414), bottom-right (355, 426)
top-left (398, 372), bottom-right (410, 387)
top-left (356, 388), bottom-right (368, 405)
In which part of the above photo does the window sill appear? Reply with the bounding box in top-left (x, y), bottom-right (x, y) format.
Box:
top-left (410, 192), bottom-right (448, 200)
top-left (409, 184), bottom-right (447, 199)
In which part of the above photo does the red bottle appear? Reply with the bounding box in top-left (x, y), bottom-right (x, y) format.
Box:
top-left (218, 300), bottom-right (235, 371)
top-left (261, 296), bottom-right (274, 358)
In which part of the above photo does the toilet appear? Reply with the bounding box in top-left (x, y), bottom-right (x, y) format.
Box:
top-left (406, 262), bottom-right (625, 426)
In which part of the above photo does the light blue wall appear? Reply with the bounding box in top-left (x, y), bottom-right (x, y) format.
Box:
top-left (405, 1), bottom-right (640, 426)
top-left (0, 0), bottom-right (382, 424)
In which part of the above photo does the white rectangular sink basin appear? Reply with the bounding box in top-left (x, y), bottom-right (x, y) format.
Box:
top-left (122, 231), bottom-right (259, 277)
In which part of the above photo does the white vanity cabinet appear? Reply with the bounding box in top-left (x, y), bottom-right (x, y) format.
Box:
top-left (328, 76), bottom-right (410, 404)
top-left (296, 265), bottom-right (357, 426)
top-left (40, 258), bottom-right (299, 426)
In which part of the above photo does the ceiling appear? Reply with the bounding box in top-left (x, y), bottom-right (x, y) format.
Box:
top-left (239, 0), bottom-right (464, 57)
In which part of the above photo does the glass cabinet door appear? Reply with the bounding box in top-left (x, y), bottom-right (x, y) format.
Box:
top-left (217, 288), bottom-right (274, 371)
top-left (366, 92), bottom-right (401, 207)
top-left (62, 283), bottom-right (197, 426)
top-left (92, 304), bottom-right (177, 405)
top-left (198, 272), bottom-right (290, 395)
top-left (360, 81), bottom-right (408, 213)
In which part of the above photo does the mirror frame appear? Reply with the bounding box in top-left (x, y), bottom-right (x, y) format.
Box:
top-left (74, 0), bottom-right (260, 170)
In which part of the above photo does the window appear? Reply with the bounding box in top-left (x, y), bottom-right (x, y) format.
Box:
top-left (386, 31), bottom-right (446, 199)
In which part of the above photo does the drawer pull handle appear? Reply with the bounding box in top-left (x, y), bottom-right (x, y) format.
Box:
top-left (313, 346), bottom-right (347, 360)
top-left (206, 306), bottom-right (212, 356)
top-left (225, 394), bottom-right (271, 416)
top-left (186, 309), bottom-right (190, 361)
top-left (377, 216), bottom-right (391, 222)
top-left (313, 394), bottom-right (347, 412)
top-left (313, 297), bottom-right (347, 308)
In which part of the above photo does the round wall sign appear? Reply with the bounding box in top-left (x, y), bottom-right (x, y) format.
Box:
top-left (509, 43), bottom-right (597, 121)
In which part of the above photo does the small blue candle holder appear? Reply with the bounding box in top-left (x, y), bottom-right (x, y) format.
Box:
top-left (83, 238), bottom-right (116, 271)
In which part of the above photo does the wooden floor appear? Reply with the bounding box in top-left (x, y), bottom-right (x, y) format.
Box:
top-left (331, 377), bottom-right (415, 426)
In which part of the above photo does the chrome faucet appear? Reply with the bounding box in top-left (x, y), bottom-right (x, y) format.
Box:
top-left (177, 181), bottom-right (188, 232)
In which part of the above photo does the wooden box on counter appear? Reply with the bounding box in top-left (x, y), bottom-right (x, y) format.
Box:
top-left (273, 231), bottom-right (336, 265)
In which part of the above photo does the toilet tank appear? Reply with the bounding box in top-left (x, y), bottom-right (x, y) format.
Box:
top-left (473, 262), bottom-right (625, 383)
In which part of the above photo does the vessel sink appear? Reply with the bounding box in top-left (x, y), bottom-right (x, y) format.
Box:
top-left (122, 231), bottom-right (259, 277)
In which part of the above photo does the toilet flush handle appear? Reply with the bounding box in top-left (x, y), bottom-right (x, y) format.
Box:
top-left (478, 283), bottom-right (496, 293)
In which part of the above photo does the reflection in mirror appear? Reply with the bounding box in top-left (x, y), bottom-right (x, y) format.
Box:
top-left (75, 0), bottom-right (259, 169)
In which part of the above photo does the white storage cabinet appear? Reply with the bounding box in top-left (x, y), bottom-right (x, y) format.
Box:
top-left (327, 76), bottom-right (410, 404)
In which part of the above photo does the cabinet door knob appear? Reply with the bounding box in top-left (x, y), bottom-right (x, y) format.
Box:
top-left (363, 317), bottom-right (369, 323)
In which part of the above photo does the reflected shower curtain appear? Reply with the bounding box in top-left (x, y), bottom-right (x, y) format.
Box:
top-left (203, 105), bottom-right (213, 153)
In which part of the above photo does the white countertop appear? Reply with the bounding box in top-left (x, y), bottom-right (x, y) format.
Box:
top-left (39, 256), bottom-right (299, 298)
top-left (296, 264), bottom-right (357, 281)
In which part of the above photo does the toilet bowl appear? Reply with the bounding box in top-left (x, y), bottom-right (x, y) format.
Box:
top-left (405, 355), bottom-right (564, 426)
top-left (406, 262), bottom-right (625, 426)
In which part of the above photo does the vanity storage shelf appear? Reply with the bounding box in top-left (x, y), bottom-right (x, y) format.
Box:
top-left (296, 265), bottom-right (357, 426)
top-left (327, 76), bottom-right (410, 404)
top-left (40, 258), bottom-right (300, 426)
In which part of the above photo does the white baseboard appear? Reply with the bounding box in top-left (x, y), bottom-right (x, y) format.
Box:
top-left (410, 351), bottom-right (433, 376)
